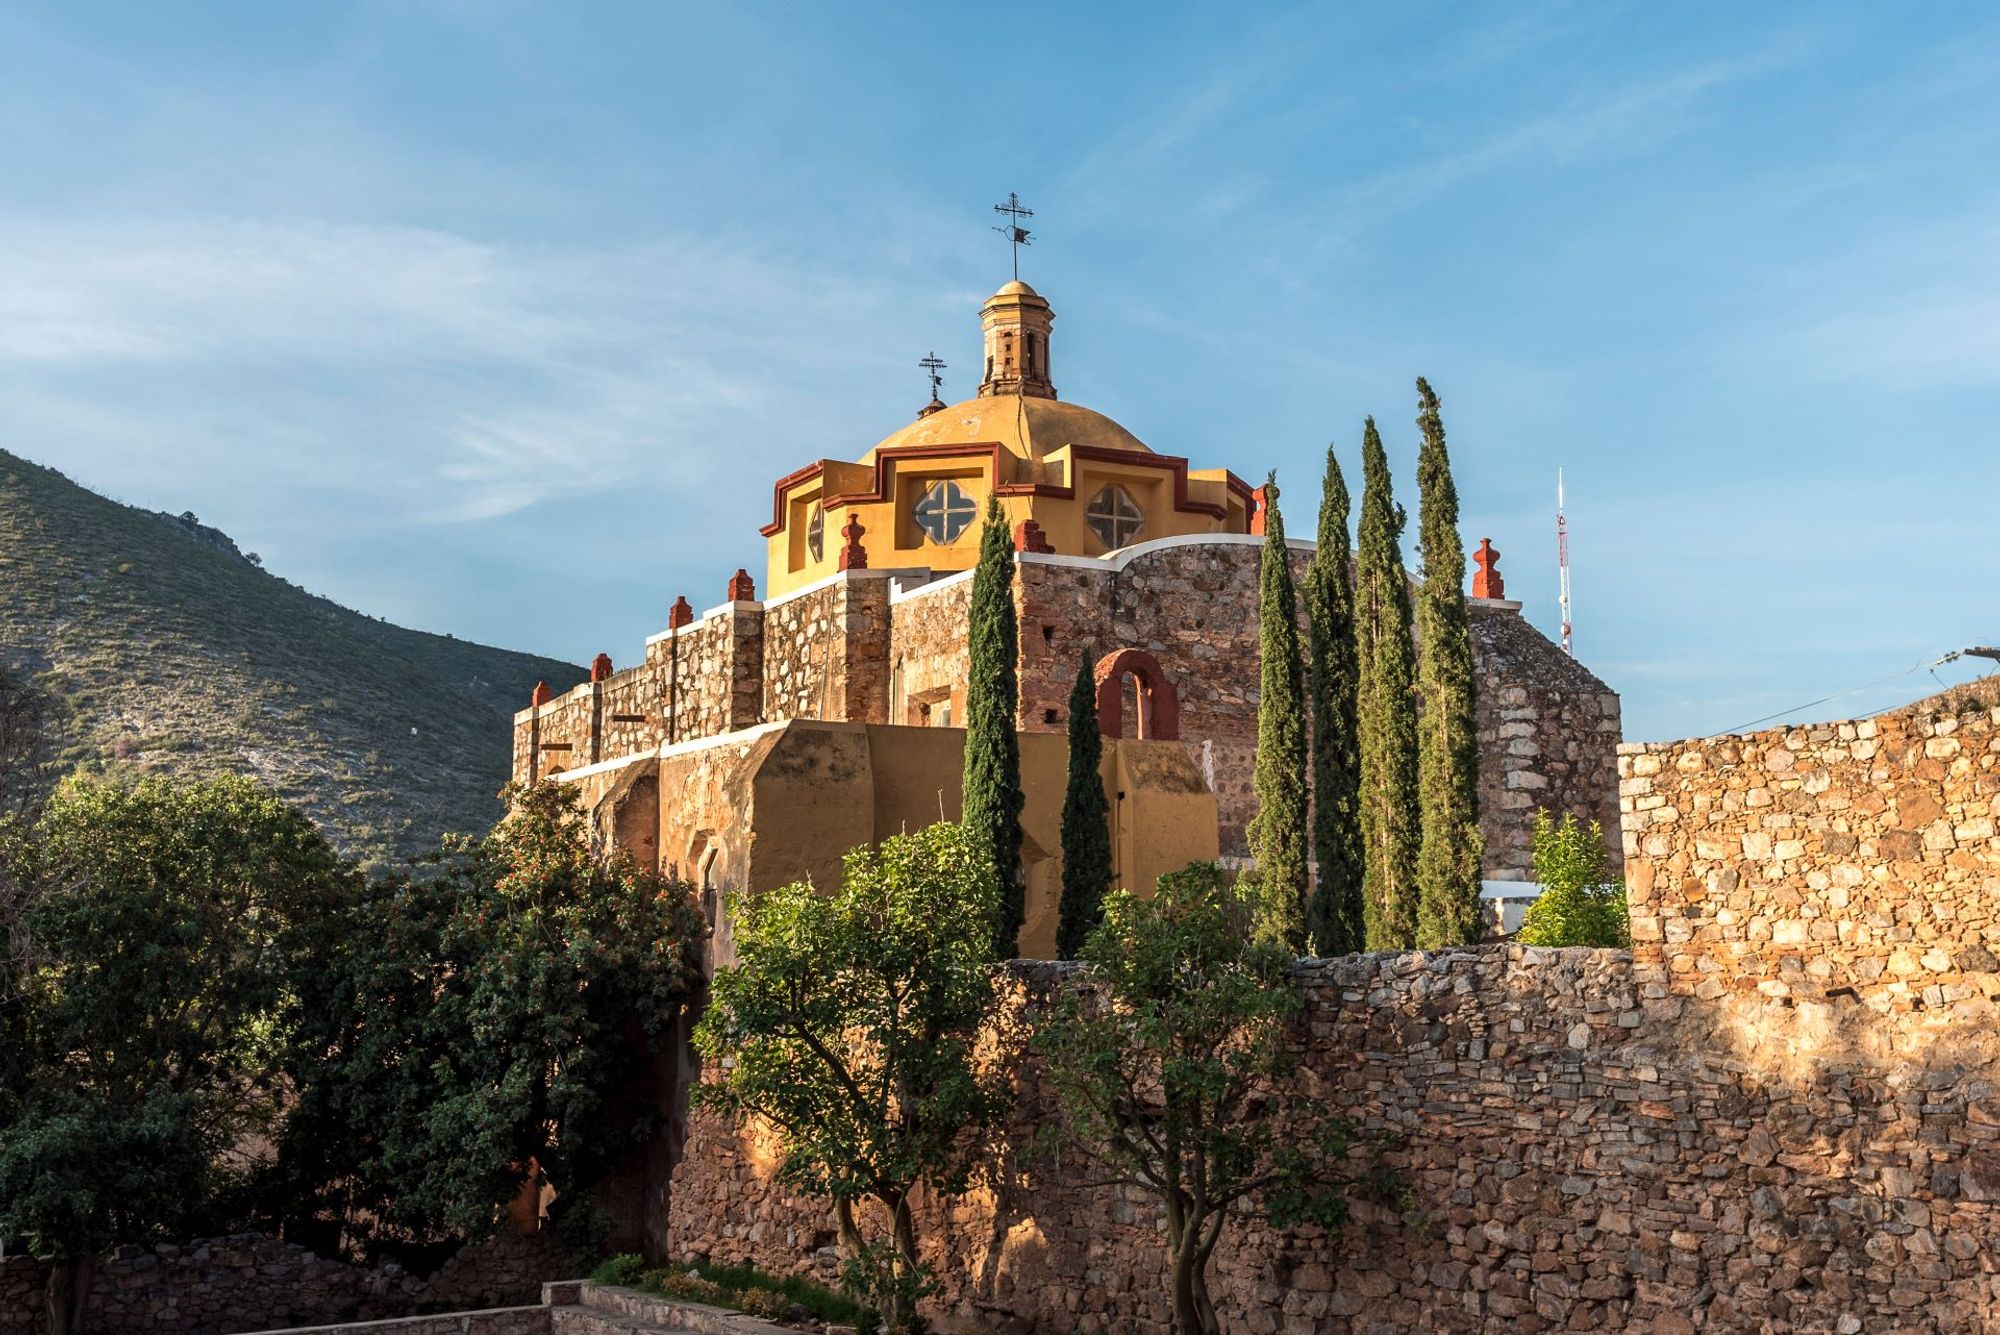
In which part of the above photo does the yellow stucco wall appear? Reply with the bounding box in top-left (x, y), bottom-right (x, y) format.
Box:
top-left (567, 719), bottom-right (1219, 963)
top-left (761, 397), bottom-right (1251, 597)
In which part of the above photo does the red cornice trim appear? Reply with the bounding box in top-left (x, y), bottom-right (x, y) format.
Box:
top-left (760, 461), bottom-right (829, 537)
top-left (1068, 445), bottom-right (1230, 520)
top-left (761, 441), bottom-right (1244, 536)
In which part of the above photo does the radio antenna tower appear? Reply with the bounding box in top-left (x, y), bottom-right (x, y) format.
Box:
top-left (1557, 469), bottom-right (1573, 656)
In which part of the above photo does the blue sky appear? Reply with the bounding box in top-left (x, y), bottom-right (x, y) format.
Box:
top-left (1, 1), bottom-right (1994, 741)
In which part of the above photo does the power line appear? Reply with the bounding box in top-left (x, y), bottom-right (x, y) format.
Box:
top-left (1718, 647), bottom-right (1995, 736)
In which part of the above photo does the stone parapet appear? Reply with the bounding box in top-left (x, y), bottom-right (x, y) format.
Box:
top-left (669, 927), bottom-right (2000, 1331)
top-left (1622, 703), bottom-right (2000, 1012)
top-left (517, 537), bottom-right (1624, 882)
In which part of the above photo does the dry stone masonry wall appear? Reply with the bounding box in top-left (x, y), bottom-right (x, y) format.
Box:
top-left (664, 697), bottom-right (2000, 1332)
top-left (1622, 703), bottom-right (2000, 1009)
top-left (515, 539), bottom-right (1622, 879)
top-left (0, 1233), bottom-right (573, 1335)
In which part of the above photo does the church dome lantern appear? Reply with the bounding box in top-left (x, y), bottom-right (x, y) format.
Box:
top-left (978, 280), bottom-right (1056, 401)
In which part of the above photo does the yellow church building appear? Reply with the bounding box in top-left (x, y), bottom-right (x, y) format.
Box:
top-left (515, 275), bottom-right (1622, 957)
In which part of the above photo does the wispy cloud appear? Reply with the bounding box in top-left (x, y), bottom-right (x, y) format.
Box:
top-left (0, 218), bottom-right (932, 528)
top-left (1334, 59), bottom-right (1746, 222)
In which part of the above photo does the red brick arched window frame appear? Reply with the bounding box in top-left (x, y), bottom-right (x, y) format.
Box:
top-left (1093, 648), bottom-right (1181, 742)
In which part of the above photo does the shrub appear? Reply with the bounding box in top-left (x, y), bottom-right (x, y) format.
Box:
top-left (737, 1287), bottom-right (793, 1319)
top-left (593, 1254), bottom-right (646, 1287)
top-left (1517, 810), bottom-right (1629, 947)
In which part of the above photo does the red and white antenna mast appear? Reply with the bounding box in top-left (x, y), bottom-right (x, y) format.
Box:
top-left (1557, 469), bottom-right (1573, 655)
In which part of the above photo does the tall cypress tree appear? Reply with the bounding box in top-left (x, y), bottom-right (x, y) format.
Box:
top-left (962, 496), bottom-right (1025, 957)
top-left (1413, 378), bottom-right (1485, 949)
top-left (1305, 446), bottom-right (1365, 956)
top-left (1355, 419), bottom-right (1421, 950)
top-left (1246, 473), bottom-right (1310, 953)
top-left (1056, 655), bottom-right (1113, 960)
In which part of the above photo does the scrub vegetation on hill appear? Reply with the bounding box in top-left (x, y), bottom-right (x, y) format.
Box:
top-left (0, 449), bottom-right (585, 864)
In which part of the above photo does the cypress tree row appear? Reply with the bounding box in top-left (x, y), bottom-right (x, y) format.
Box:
top-left (1056, 655), bottom-right (1113, 960)
top-left (1305, 446), bottom-right (1365, 956)
top-left (962, 496), bottom-right (1025, 957)
top-left (1245, 473), bottom-right (1311, 953)
top-left (1355, 420), bottom-right (1421, 950)
top-left (1412, 378), bottom-right (1485, 949)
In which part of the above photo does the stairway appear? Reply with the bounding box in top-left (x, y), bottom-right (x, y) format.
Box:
top-left (546, 1280), bottom-right (821, 1335)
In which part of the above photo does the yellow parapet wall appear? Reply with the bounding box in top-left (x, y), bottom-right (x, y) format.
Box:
top-left (554, 718), bottom-right (1219, 962)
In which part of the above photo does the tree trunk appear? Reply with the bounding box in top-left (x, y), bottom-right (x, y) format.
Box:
top-left (883, 1192), bottom-right (919, 1331)
top-left (1165, 1204), bottom-right (1225, 1335)
top-left (891, 1193), bottom-right (918, 1277)
top-left (45, 1256), bottom-right (90, 1335)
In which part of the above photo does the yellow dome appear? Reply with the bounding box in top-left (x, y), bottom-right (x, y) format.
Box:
top-left (990, 279), bottom-right (1041, 299)
top-left (862, 394), bottom-right (1151, 467)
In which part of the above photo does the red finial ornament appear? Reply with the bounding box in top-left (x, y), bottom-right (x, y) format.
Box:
top-left (590, 653), bottom-right (614, 682)
top-left (668, 595), bottom-right (695, 629)
top-left (530, 681), bottom-right (554, 707)
top-left (838, 515), bottom-right (869, 570)
top-left (1472, 538), bottom-right (1504, 599)
top-left (726, 569), bottom-right (756, 602)
top-left (1013, 518), bottom-right (1055, 554)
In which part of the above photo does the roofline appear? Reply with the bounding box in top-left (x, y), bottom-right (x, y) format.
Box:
top-left (761, 441), bottom-right (1250, 537)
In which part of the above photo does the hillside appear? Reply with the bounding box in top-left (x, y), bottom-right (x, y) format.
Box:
top-left (0, 449), bottom-right (587, 865)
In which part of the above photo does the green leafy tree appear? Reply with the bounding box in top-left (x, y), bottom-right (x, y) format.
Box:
top-left (1037, 863), bottom-right (1365, 1335)
top-left (0, 774), bottom-right (351, 1335)
top-left (1245, 474), bottom-right (1310, 953)
top-left (1056, 656), bottom-right (1112, 959)
top-left (1412, 379), bottom-right (1485, 949)
top-left (278, 782), bottom-right (705, 1249)
top-left (694, 822), bottom-right (1007, 1331)
top-left (1355, 419), bottom-right (1421, 949)
top-left (1517, 810), bottom-right (1630, 947)
top-left (962, 496), bottom-right (1025, 956)
top-left (1305, 447), bottom-right (1365, 956)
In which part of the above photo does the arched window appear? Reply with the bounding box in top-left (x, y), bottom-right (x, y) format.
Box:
top-left (1092, 648), bottom-right (1180, 741)
top-left (806, 503), bottom-right (826, 562)
top-left (913, 480), bottom-right (978, 544)
top-left (1085, 484), bottom-right (1145, 549)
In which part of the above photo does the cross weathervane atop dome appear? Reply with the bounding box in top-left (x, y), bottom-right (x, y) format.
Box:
top-left (917, 351), bottom-right (948, 417)
top-left (992, 192), bottom-right (1033, 281)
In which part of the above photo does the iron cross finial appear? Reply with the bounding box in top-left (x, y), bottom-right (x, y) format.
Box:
top-left (919, 351), bottom-right (946, 400)
top-left (992, 192), bottom-right (1034, 281)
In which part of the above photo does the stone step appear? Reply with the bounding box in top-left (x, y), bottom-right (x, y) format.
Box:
top-left (566, 1281), bottom-right (796, 1335)
top-left (551, 1305), bottom-right (697, 1335)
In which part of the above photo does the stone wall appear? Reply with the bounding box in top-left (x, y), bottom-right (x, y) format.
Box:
top-left (1473, 604), bottom-right (1623, 879)
top-left (1015, 541), bottom-right (1619, 873)
top-left (762, 577), bottom-right (895, 727)
top-left (888, 573), bottom-right (975, 725)
top-left (662, 697), bottom-right (2000, 1332)
top-left (0, 1234), bottom-right (575, 1335)
top-left (1621, 702), bottom-right (1999, 1008)
top-left (516, 539), bottom-right (1622, 879)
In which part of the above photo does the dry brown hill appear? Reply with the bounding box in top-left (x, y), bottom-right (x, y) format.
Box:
top-left (0, 449), bottom-right (586, 865)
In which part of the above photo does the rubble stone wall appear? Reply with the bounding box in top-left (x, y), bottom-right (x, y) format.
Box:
top-left (1475, 605), bottom-right (1624, 878)
top-left (888, 575), bottom-right (974, 724)
top-left (665, 699), bottom-right (2000, 1332)
top-left (0, 1233), bottom-right (573, 1335)
top-left (514, 541), bottom-right (1623, 878)
top-left (1621, 704), bottom-right (2000, 1006)
top-left (762, 577), bottom-right (896, 726)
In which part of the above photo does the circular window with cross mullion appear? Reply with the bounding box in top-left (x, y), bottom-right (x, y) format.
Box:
top-left (912, 480), bottom-right (978, 545)
top-left (1086, 484), bottom-right (1145, 549)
